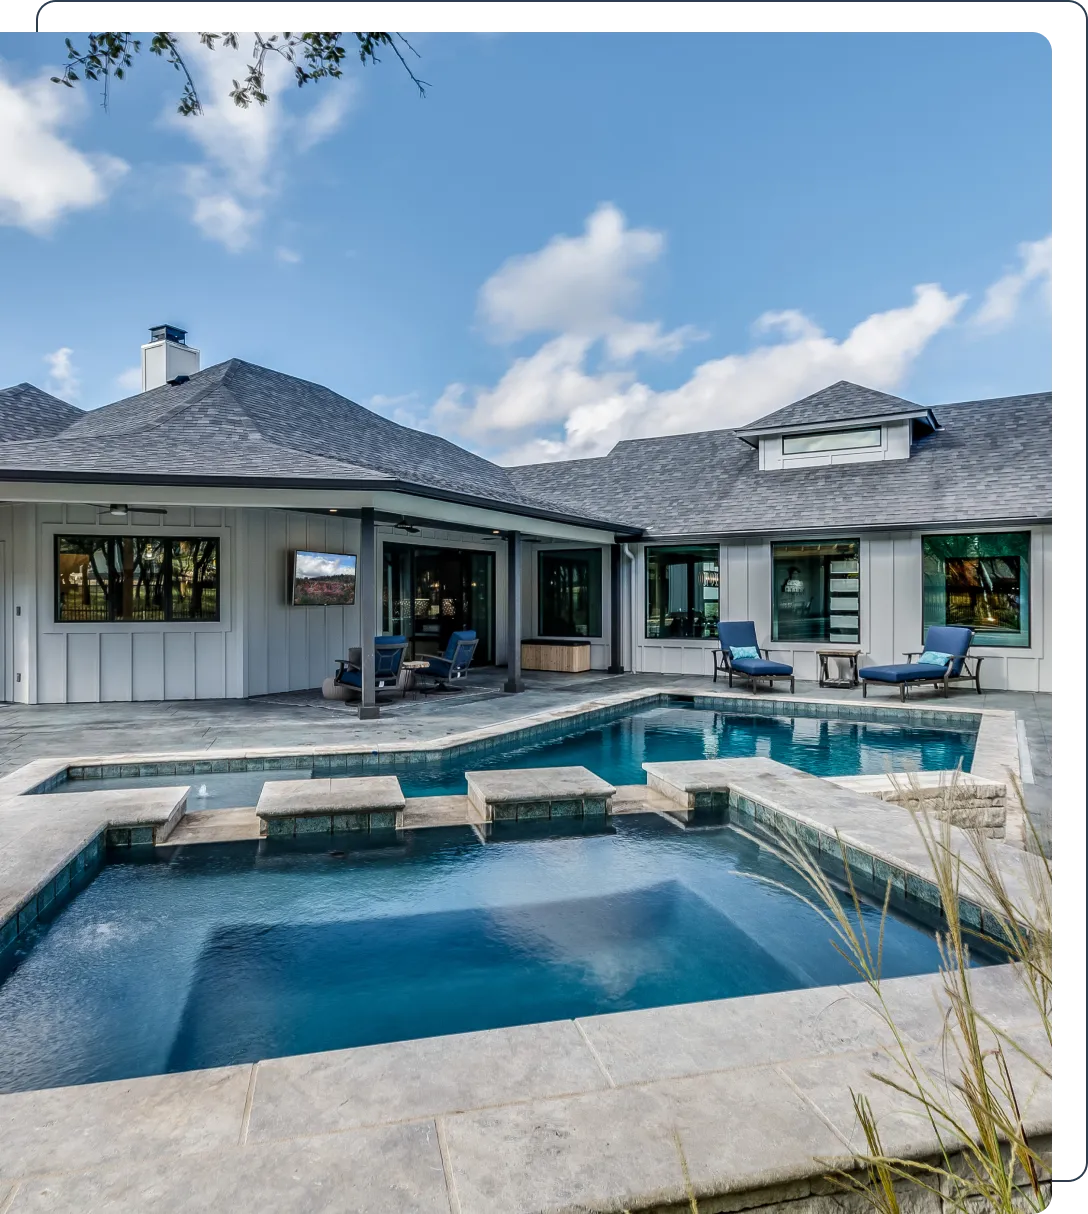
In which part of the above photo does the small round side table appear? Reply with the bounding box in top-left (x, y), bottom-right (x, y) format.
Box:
top-left (400, 660), bottom-right (432, 697)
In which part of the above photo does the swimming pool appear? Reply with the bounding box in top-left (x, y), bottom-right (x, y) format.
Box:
top-left (51, 702), bottom-right (978, 809)
top-left (0, 813), bottom-right (991, 1093)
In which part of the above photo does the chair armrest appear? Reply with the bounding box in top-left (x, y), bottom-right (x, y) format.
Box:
top-left (903, 652), bottom-right (921, 662)
top-left (759, 648), bottom-right (770, 658)
top-left (427, 656), bottom-right (453, 675)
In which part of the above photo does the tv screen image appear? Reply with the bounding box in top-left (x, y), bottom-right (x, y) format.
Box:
top-left (291, 551), bottom-right (358, 606)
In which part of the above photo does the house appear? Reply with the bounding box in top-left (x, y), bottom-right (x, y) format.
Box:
top-left (0, 326), bottom-right (1051, 707)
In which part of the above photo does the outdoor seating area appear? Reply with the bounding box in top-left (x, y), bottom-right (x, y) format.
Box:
top-left (713, 620), bottom-right (796, 693)
top-left (323, 631), bottom-right (480, 702)
top-left (859, 625), bottom-right (981, 701)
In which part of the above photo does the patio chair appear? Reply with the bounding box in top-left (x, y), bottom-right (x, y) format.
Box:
top-left (859, 625), bottom-right (977, 701)
top-left (333, 636), bottom-right (409, 697)
top-left (714, 621), bottom-right (795, 693)
top-left (423, 630), bottom-right (478, 690)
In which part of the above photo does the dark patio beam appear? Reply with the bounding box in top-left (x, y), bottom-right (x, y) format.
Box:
top-left (503, 530), bottom-right (524, 693)
top-left (608, 542), bottom-right (625, 674)
top-left (358, 508), bottom-right (379, 719)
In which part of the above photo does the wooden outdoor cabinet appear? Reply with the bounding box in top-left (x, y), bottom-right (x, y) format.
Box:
top-left (521, 640), bottom-right (592, 673)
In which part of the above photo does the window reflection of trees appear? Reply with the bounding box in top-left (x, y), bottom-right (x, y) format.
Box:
top-left (55, 536), bottom-right (219, 622)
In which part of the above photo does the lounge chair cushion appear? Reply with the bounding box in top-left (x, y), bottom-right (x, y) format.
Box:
top-left (729, 645), bottom-right (761, 660)
top-left (918, 650), bottom-right (953, 667)
top-left (859, 663), bottom-right (949, 684)
top-left (338, 668), bottom-right (362, 688)
top-left (730, 657), bottom-right (793, 677)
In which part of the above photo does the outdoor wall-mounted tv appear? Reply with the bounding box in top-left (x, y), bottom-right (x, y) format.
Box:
top-left (290, 550), bottom-right (358, 606)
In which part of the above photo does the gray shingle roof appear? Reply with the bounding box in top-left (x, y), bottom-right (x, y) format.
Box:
top-left (0, 360), bottom-right (632, 531)
top-left (0, 383), bottom-right (82, 441)
top-left (734, 380), bottom-right (929, 432)
top-left (509, 391), bottom-right (1052, 537)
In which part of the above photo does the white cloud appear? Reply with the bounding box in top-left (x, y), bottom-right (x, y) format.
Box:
top-left (298, 83), bottom-right (357, 151)
top-left (116, 366), bottom-right (143, 392)
top-left (0, 69), bottom-right (128, 234)
top-left (275, 245), bottom-right (302, 264)
top-left (169, 38), bottom-right (358, 250)
top-left (44, 347), bottom-right (79, 400)
top-left (972, 235), bottom-right (1052, 329)
top-left (425, 204), bottom-right (972, 464)
top-left (478, 203), bottom-right (695, 358)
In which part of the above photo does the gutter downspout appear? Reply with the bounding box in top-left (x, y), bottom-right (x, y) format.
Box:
top-left (621, 543), bottom-right (636, 675)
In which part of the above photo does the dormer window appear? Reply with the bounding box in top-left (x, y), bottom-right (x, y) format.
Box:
top-left (734, 381), bottom-right (943, 471)
top-left (781, 427), bottom-right (882, 455)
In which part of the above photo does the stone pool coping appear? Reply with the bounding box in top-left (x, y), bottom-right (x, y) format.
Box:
top-left (0, 965), bottom-right (1048, 1213)
top-left (642, 758), bottom-right (1035, 927)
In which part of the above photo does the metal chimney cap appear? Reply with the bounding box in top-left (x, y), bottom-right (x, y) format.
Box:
top-left (149, 324), bottom-right (187, 345)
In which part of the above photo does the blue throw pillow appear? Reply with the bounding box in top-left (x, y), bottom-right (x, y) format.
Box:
top-left (919, 650), bottom-right (953, 667)
top-left (730, 645), bottom-right (760, 660)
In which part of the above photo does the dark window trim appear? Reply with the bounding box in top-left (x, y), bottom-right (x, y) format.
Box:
top-left (770, 537), bottom-right (861, 645)
top-left (919, 530), bottom-right (1032, 650)
top-left (643, 543), bottom-right (720, 641)
top-left (54, 534), bottom-right (221, 624)
top-left (536, 547), bottom-right (603, 639)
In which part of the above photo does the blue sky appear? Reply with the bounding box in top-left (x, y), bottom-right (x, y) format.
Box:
top-left (0, 31), bottom-right (1051, 463)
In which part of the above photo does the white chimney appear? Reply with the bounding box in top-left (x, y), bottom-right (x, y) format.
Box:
top-left (141, 324), bottom-right (200, 391)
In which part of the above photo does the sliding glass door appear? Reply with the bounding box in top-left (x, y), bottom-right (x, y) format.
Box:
top-left (382, 544), bottom-right (495, 662)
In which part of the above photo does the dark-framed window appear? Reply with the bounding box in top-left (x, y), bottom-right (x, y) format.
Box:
top-left (55, 535), bottom-right (220, 623)
top-left (538, 548), bottom-right (602, 637)
top-left (922, 532), bottom-right (1030, 648)
top-left (772, 539), bottom-right (860, 643)
top-left (645, 545), bottom-right (719, 639)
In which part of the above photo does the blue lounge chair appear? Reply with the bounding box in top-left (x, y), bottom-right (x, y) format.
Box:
top-left (714, 621), bottom-right (795, 693)
top-left (424, 630), bottom-right (478, 690)
top-left (335, 636), bottom-right (409, 696)
top-left (859, 625), bottom-right (976, 701)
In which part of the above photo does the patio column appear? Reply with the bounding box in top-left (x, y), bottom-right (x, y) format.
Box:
top-left (608, 542), bottom-right (625, 674)
top-left (358, 508), bottom-right (379, 719)
top-left (503, 530), bottom-right (524, 692)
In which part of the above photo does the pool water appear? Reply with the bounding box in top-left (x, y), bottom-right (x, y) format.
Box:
top-left (0, 814), bottom-right (990, 1093)
top-left (53, 704), bottom-right (977, 809)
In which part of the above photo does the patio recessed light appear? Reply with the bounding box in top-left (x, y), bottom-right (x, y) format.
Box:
top-left (328, 508), bottom-right (338, 513)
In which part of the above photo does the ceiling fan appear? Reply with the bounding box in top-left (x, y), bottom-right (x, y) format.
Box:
top-left (394, 517), bottom-right (421, 535)
top-left (96, 504), bottom-right (171, 519)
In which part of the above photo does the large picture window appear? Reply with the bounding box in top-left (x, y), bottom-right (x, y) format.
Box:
top-left (772, 540), bottom-right (860, 643)
top-left (922, 532), bottom-right (1030, 648)
top-left (645, 545), bottom-right (719, 639)
top-left (55, 535), bottom-right (220, 623)
top-left (538, 549), bottom-right (602, 637)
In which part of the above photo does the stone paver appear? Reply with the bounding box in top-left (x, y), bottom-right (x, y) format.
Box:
top-left (246, 1020), bottom-right (612, 1143)
top-left (0, 1065), bottom-right (252, 1182)
top-left (5, 1121), bottom-right (450, 1214)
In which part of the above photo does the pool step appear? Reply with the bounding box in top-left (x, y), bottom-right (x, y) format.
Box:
top-left (163, 808), bottom-right (262, 845)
